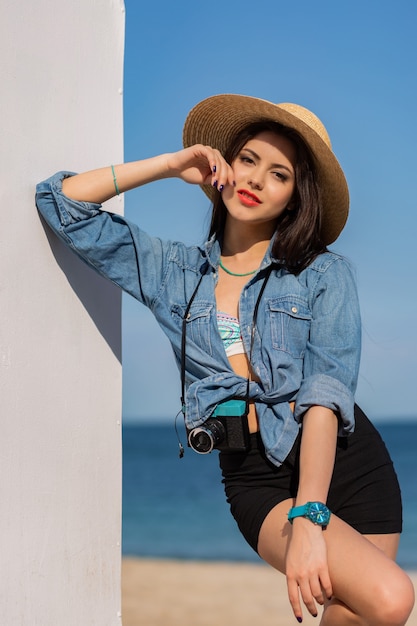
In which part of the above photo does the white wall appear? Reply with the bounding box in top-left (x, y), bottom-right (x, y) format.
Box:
top-left (0, 2), bottom-right (125, 624)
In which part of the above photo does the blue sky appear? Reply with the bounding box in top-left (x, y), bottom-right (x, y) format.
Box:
top-left (121, 0), bottom-right (417, 422)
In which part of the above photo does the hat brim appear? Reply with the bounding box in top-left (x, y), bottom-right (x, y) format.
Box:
top-left (183, 94), bottom-right (349, 245)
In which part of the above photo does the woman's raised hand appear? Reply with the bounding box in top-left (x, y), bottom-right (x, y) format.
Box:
top-left (61, 145), bottom-right (234, 205)
top-left (166, 145), bottom-right (235, 191)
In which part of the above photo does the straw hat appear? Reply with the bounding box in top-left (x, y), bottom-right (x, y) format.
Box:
top-left (183, 94), bottom-right (349, 244)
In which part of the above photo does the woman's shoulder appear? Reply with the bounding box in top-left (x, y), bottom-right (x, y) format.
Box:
top-left (306, 249), bottom-right (355, 275)
top-left (295, 250), bottom-right (358, 297)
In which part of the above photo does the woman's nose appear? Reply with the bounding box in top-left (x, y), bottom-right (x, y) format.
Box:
top-left (248, 170), bottom-right (263, 190)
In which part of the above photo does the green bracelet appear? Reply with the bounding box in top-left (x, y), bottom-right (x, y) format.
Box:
top-left (111, 164), bottom-right (120, 196)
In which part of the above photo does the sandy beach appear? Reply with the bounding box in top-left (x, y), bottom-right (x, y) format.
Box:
top-left (122, 557), bottom-right (417, 626)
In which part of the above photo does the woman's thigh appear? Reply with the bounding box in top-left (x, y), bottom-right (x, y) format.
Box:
top-left (257, 500), bottom-right (414, 624)
top-left (364, 532), bottom-right (400, 559)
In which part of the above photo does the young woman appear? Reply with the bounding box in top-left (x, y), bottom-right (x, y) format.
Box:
top-left (36, 94), bottom-right (414, 625)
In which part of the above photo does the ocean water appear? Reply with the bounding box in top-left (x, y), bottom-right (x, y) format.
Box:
top-left (122, 420), bottom-right (417, 569)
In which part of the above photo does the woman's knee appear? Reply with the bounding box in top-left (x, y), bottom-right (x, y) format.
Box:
top-left (373, 571), bottom-right (415, 626)
top-left (322, 570), bottom-right (414, 626)
top-left (353, 570), bottom-right (415, 626)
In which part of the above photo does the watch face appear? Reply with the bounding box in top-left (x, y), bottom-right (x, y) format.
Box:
top-left (308, 502), bottom-right (331, 525)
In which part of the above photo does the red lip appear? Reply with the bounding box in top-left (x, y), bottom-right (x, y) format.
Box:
top-left (237, 189), bottom-right (261, 206)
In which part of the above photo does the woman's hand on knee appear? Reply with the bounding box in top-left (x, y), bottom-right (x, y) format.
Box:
top-left (286, 520), bottom-right (333, 621)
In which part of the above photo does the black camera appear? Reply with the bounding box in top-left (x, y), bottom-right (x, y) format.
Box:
top-left (187, 399), bottom-right (250, 454)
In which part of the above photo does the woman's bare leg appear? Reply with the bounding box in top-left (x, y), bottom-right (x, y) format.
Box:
top-left (257, 499), bottom-right (415, 625)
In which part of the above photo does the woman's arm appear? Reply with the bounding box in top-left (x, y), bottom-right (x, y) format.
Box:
top-left (286, 406), bottom-right (338, 618)
top-left (62, 145), bottom-right (235, 203)
top-left (296, 406), bottom-right (338, 505)
top-left (62, 156), bottom-right (172, 203)
top-left (277, 259), bottom-right (360, 620)
top-left (36, 144), bottom-right (234, 304)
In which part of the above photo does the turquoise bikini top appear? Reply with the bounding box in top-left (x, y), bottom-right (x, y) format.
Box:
top-left (216, 311), bottom-right (245, 357)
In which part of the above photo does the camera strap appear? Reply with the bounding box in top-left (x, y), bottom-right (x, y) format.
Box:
top-left (180, 262), bottom-right (274, 418)
top-left (180, 267), bottom-right (207, 413)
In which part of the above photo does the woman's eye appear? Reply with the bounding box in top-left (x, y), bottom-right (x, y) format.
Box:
top-left (273, 171), bottom-right (287, 182)
top-left (239, 155), bottom-right (254, 164)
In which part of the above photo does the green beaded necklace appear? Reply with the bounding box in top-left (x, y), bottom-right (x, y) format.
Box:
top-left (219, 258), bottom-right (258, 277)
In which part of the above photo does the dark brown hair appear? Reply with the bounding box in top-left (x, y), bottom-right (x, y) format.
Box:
top-left (209, 121), bottom-right (327, 273)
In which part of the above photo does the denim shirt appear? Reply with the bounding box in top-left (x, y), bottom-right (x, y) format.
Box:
top-left (36, 172), bottom-right (361, 467)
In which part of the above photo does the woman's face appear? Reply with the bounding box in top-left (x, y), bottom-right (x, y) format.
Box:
top-left (222, 130), bottom-right (296, 231)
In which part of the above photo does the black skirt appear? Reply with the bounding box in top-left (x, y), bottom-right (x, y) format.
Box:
top-left (219, 405), bottom-right (403, 552)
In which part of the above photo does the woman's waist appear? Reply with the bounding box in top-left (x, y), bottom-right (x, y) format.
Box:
top-left (246, 399), bottom-right (295, 434)
top-left (246, 400), bottom-right (259, 434)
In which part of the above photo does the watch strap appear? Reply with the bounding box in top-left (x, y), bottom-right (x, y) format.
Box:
top-left (288, 503), bottom-right (310, 522)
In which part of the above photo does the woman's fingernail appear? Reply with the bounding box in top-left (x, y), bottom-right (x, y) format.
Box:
top-left (296, 618), bottom-right (303, 624)
top-left (213, 180), bottom-right (218, 188)
top-left (219, 184), bottom-right (224, 192)
top-left (212, 165), bottom-right (216, 173)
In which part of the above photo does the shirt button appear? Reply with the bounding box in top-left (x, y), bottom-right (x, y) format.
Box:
top-left (291, 306), bottom-right (298, 313)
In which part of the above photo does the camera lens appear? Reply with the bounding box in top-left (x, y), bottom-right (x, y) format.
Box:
top-left (188, 419), bottom-right (226, 454)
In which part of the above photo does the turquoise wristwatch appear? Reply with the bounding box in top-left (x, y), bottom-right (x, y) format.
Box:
top-left (288, 502), bottom-right (331, 528)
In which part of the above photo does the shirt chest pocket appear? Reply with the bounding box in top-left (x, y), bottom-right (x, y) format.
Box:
top-left (268, 297), bottom-right (312, 358)
top-left (171, 302), bottom-right (214, 356)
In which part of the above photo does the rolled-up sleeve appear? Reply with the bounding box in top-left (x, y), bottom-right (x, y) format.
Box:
top-left (36, 171), bottom-right (169, 307)
top-left (294, 257), bottom-right (361, 435)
